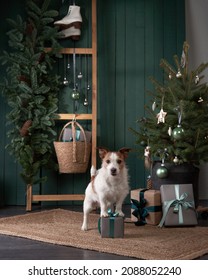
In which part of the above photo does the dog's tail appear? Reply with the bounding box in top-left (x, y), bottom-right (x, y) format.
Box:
top-left (90, 165), bottom-right (97, 180)
top-left (90, 165), bottom-right (97, 193)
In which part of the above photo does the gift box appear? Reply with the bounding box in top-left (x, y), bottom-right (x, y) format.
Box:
top-left (62, 127), bottom-right (92, 142)
top-left (131, 189), bottom-right (162, 225)
top-left (98, 215), bottom-right (124, 238)
top-left (159, 184), bottom-right (198, 227)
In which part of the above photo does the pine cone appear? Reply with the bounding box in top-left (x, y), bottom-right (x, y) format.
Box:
top-left (146, 176), bottom-right (153, 189)
top-left (20, 120), bottom-right (32, 137)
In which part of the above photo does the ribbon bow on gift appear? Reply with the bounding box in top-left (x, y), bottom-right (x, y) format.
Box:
top-left (158, 185), bottom-right (195, 227)
top-left (131, 197), bottom-right (148, 226)
top-left (107, 209), bottom-right (119, 217)
top-left (131, 189), bottom-right (161, 226)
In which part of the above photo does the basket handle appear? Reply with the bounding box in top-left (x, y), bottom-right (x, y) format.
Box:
top-left (58, 121), bottom-right (88, 163)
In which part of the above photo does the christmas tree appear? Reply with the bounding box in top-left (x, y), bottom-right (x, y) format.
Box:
top-left (0, 0), bottom-right (61, 185)
top-left (131, 42), bottom-right (208, 171)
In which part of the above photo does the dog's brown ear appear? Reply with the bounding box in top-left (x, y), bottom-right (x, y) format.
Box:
top-left (97, 147), bottom-right (110, 159)
top-left (119, 147), bottom-right (131, 159)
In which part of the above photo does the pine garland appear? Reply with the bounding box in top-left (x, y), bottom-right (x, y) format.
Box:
top-left (0, 0), bottom-right (61, 185)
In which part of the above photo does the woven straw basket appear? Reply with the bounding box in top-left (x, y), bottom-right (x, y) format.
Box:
top-left (54, 121), bottom-right (91, 173)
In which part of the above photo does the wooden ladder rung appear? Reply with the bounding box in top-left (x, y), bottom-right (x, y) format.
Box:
top-left (32, 194), bottom-right (85, 202)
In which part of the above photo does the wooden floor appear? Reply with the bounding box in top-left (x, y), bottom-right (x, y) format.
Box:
top-left (0, 203), bottom-right (208, 260)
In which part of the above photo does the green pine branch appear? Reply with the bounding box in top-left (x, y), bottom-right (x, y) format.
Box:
top-left (0, 0), bottom-right (61, 185)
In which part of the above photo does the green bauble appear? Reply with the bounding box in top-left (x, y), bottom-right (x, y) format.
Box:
top-left (140, 140), bottom-right (147, 147)
top-left (71, 90), bottom-right (80, 100)
top-left (156, 165), bottom-right (168, 178)
top-left (172, 125), bottom-right (184, 140)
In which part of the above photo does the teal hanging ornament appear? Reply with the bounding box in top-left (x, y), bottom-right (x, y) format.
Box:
top-left (140, 140), bottom-right (147, 147)
top-left (172, 124), bottom-right (184, 140)
top-left (156, 163), bottom-right (168, 179)
top-left (71, 88), bottom-right (80, 100)
top-left (172, 105), bottom-right (184, 140)
top-left (156, 150), bottom-right (168, 178)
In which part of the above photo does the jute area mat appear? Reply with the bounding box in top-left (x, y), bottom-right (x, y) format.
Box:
top-left (0, 208), bottom-right (208, 260)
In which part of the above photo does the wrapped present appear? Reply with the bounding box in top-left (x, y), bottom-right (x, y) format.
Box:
top-left (131, 189), bottom-right (162, 225)
top-left (98, 211), bottom-right (124, 238)
top-left (159, 184), bottom-right (198, 227)
top-left (62, 127), bottom-right (92, 142)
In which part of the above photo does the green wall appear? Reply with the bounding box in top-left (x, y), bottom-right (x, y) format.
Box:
top-left (0, 0), bottom-right (185, 206)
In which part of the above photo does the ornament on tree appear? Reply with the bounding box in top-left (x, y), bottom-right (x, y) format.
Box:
top-left (176, 69), bottom-right (182, 78)
top-left (156, 108), bottom-right (167, 123)
top-left (168, 73), bottom-right (172, 80)
top-left (173, 155), bottom-right (179, 164)
top-left (156, 96), bottom-right (167, 123)
top-left (152, 100), bottom-right (156, 111)
top-left (172, 106), bottom-right (184, 140)
top-left (180, 50), bottom-right (186, 68)
top-left (198, 96), bottom-right (203, 103)
top-left (172, 124), bottom-right (184, 140)
top-left (156, 149), bottom-right (169, 178)
top-left (140, 140), bottom-right (147, 147)
top-left (156, 163), bottom-right (168, 179)
top-left (168, 126), bottom-right (172, 136)
top-left (144, 146), bottom-right (152, 169)
top-left (195, 75), bottom-right (200, 84)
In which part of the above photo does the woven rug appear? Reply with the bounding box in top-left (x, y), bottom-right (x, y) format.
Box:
top-left (0, 208), bottom-right (208, 260)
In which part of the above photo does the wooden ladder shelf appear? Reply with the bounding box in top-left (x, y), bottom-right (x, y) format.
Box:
top-left (26, 0), bottom-right (97, 211)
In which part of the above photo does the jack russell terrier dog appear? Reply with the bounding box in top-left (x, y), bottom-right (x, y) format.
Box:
top-left (81, 147), bottom-right (131, 231)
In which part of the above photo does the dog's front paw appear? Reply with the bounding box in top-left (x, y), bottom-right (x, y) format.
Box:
top-left (117, 211), bottom-right (125, 217)
top-left (100, 211), bottom-right (109, 217)
top-left (81, 224), bottom-right (88, 231)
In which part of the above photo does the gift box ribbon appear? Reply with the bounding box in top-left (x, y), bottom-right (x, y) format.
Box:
top-left (131, 189), bottom-right (162, 226)
top-left (98, 209), bottom-right (119, 238)
top-left (158, 184), bottom-right (195, 227)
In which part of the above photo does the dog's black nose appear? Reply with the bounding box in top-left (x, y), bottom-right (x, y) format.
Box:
top-left (111, 168), bottom-right (117, 176)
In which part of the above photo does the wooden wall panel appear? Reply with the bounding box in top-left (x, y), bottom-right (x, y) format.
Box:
top-left (0, 0), bottom-right (185, 206)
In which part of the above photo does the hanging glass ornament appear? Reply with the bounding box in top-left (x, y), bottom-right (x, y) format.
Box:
top-left (195, 75), bottom-right (200, 84)
top-left (152, 100), bottom-right (156, 111)
top-left (176, 69), bottom-right (182, 78)
top-left (172, 124), bottom-right (184, 140)
top-left (67, 61), bottom-right (70, 70)
top-left (144, 146), bottom-right (152, 169)
top-left (173, 156), bottom-right (179, 164)
top-left (62, 54), bottom-right (69, 86)
top-left (71, 88), bottom-right (80, 100)
top-left (140, 140), bottom-right (147, 147)
top-left (77, 72), bottom-right (83, 79)
top-left (198, 96), bottom-right (203, 103)
top-left (83, 54), bottom-right (90, 107)
top-left (77, 54), bottom-right (83, 79)
top-left (168, 73), bottom-right (172, 80)
top-left (83, 98), bottom-right (89, 106)
top-left (180, 50), bottom-right (186, 68)
top-left (168, 126), bottom-right (172, 136)
top-left (156, 163), bottom-right (168, 179)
